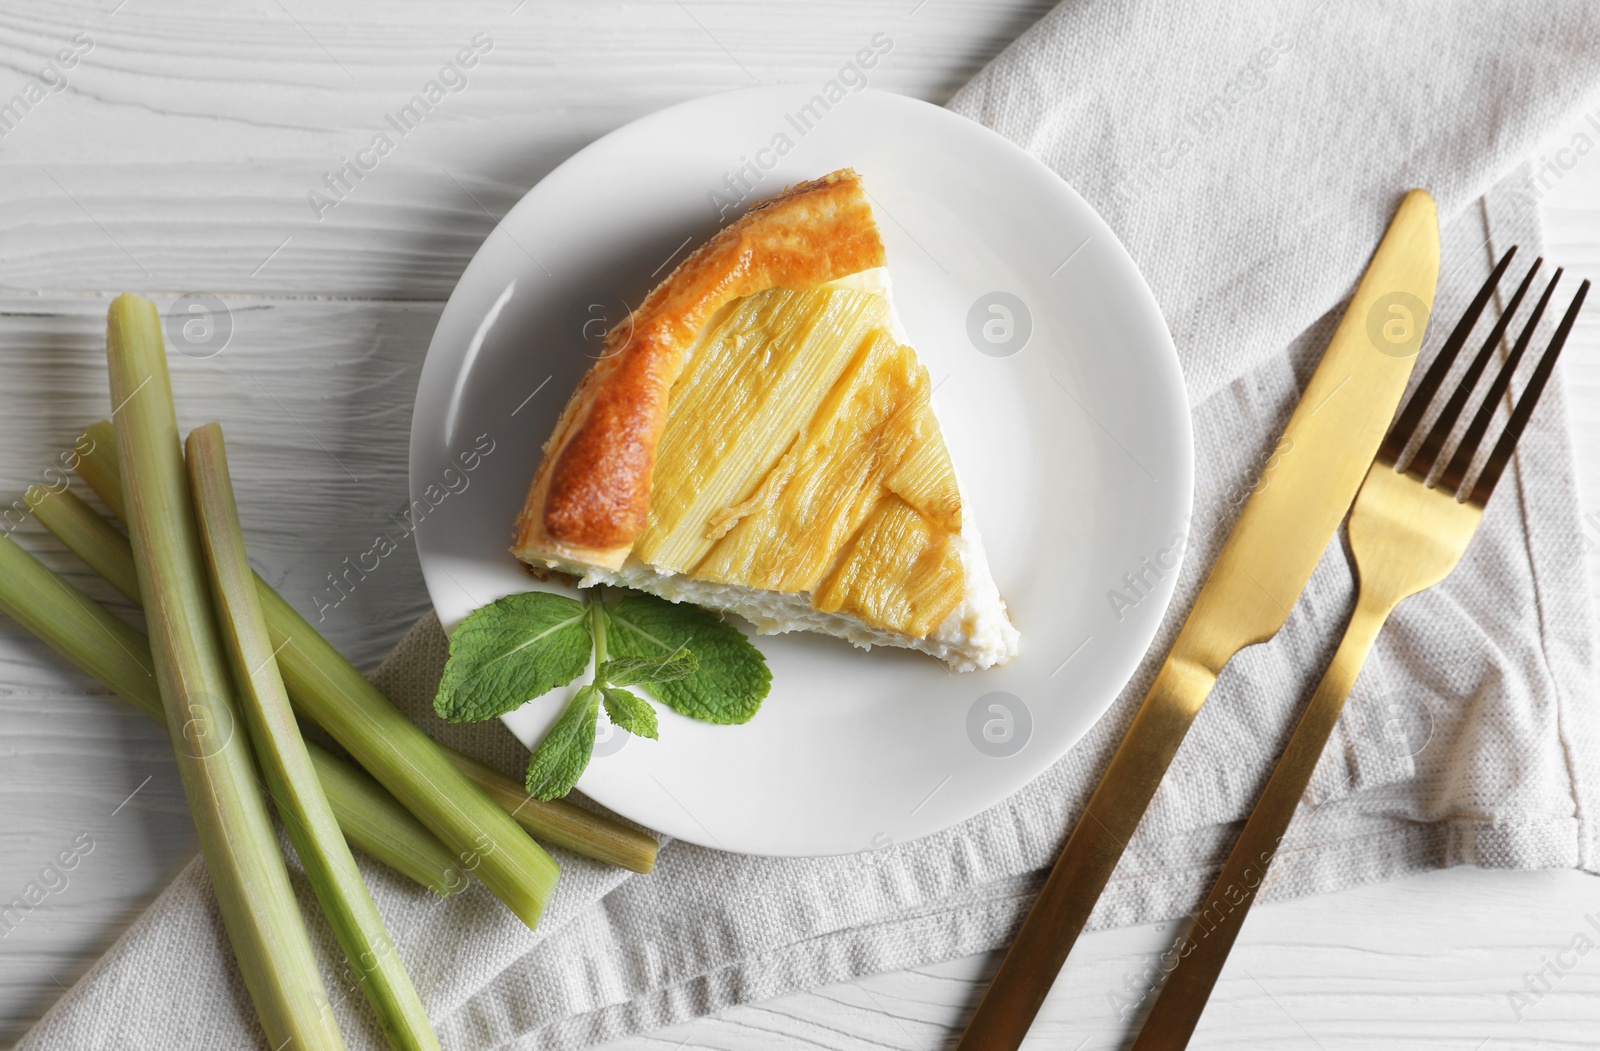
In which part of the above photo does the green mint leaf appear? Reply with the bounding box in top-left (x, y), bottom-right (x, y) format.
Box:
top-left (599, 650), bottom-right (698, 687)
top-left (434, 591), bottom-right (592, 723)
top-left (604, 594), bottom-right (771, 725)
top-left (524, 684), bottom-right (600, 800)
top-left (601, 686), bottom-right (659, 740)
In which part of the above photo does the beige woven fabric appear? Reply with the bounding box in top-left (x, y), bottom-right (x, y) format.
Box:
top-left (18, 2), bottom-right (1600, 1048)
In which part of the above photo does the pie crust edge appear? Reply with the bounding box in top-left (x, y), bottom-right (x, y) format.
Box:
top-left (511, 168), bottom-right (887, 571)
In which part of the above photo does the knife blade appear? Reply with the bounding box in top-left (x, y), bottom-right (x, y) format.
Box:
top-left (955, 189), bottom-right (1439, 1050)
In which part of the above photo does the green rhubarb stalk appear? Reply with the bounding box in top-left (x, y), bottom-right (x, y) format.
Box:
top-left (81, 418), bottom-right (560, 925)
top-left (439, 746), bottom-right (656, 874)
top-left (88, 389), bottom-right (558, 927)
top-left (74, 419), bottom-right (658, 875)
top-left (189, 423), bottom-right (439, 1051)
top-left (0, 529), bottom-right (161, 722)
top-left (11, 491), bottom-right (463, 896)
top-left (69, 420), bottom-right (124, 522)
top-left (259, 584), bottom-right (561, 925)
top-left (25, 485), bottom-right (140, 597)
top-left (308, 749), bottom-right (465, 897)
top-left (105, 293), bottom-right (344, 1050)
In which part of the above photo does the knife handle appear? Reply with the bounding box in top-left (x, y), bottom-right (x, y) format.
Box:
top-left (1129, 595), bottom-right (1392, 1050)
top-left (956, 650), bottom-right (1219, 1051)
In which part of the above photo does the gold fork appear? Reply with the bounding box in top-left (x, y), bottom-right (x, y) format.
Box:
top-left (1130, 248), bottom-right (1591, 1049)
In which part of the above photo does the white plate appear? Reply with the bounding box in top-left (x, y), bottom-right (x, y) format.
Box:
top-left (410, 87), bottom-right (1191, 857)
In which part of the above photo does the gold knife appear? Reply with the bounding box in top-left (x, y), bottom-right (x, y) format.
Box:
top-left (954, 189), bottom-right (1439, 1050)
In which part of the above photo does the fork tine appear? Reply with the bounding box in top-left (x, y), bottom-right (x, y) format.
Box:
top-left (1469, 279), bottom-right (1590, 505)
top-left (1438, 269), bottom-right (1563, 494)
top-left (1407, 257), bottom-right (1543, 480)
top-left (1379, 246), bottom-right (1518, 463)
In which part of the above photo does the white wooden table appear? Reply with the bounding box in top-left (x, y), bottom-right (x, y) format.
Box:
top-left (2, 3), bottom-right (1598, 1048)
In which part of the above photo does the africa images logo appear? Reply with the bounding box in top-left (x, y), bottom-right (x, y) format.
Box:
top-left (706, 33), bottom-right (894, 221)
top-left (0, 33), bottom-right (94, 137)
top-left (307, 32), bottom-right (496, 220)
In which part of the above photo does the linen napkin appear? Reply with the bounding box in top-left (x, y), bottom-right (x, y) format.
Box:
top-left (19, 1), bottom-right (1600, 1048)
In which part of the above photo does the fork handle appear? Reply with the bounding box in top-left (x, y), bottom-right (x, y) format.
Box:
top-left (1128, 594), bottom-right (1395, 1050)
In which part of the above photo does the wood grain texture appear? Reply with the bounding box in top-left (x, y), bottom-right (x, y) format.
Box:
top-left (0, 0), bottom-right (1049, 299)
top-left (0, 3), bottom-right (1597, 1049)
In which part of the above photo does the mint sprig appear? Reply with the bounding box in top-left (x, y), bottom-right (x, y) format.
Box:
top-left (434, 591), bottom-right (591, 722)
top-left (524, 684), bottom-right (601, 800)
top-left (599, 651), bottom-right (697, 688)
top-left (433, 588), bottom-right (770, 800)
top-left (605, 594), bottom-right (771, 725)
top-left (600, 687), bottom-right (658, 740)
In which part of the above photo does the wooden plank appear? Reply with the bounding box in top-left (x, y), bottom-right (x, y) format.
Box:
top-left (0, 0), bottom-right (1052, 299)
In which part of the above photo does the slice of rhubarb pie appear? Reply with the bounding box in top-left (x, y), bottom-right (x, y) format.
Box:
top-left (512, 169), bottom-right (1018, 671)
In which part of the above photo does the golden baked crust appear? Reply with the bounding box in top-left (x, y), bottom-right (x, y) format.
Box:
top-left (512, 169), bottom-right (886, 571)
